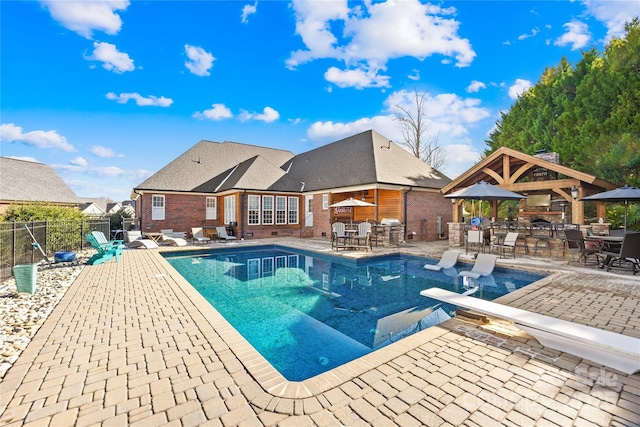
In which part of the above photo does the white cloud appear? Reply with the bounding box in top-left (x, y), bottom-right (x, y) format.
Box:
top-left (508, 79), bottom-right (532, 99)
top-left (554, 20), bottom-right (591, 50)
top-left (582, 0), bottom-right (638, 42)
top-left (408, 69), bottom-right (421, 81)
top-left (106, 92), bottom-right (173, 107)
top-left (193, 103), bottom-right (233, 120)
top-left (184, 44), bottom-right (215, 77)
top-left (287, 0), bottom-right (475, 89)
top-left (239, 107), bottom-right (280, 123)
top-left (69, 157), bottom-right (88, 167)
top-left (39, 0), bottom-right (129, 39)
top-left (86, 41), bottom-right (134, 73)
top-left (56, 163), bottom-right (126, 177)
top-left (324, 67), bottom-right (390, 89)
top-left (90, 145), bottom-right (123, 158)
top-left (466, 80), bottom-right (486, 93)
top-left (241, 2), bottom-right (257, 24)
top-left (0, 123), bottom-right (75, 152)
top-left (517, 28), bottom-right (539, 40)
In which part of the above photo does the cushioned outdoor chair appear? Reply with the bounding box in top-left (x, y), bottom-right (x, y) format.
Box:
top-left (424, 250), bottom-right (460, 271)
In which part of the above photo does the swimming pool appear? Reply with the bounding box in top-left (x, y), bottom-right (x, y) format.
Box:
top-left (164, 245), bottom-right (546, 381)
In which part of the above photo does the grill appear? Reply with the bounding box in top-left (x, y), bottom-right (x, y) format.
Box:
top-left (380, 218), bottom-right (401, 226)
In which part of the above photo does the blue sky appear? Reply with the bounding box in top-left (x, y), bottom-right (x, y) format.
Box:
top-left (1, 1), bottom-right (637, 202)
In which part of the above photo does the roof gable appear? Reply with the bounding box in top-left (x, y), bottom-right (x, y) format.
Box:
top-left (442, 147), bottom-right (616, 194)
top-left (0, 157), bottom-right (80, 204)
top-left (135, 140), bottom-right (295, 192)
top-left (286, 130), bottom-right (451, 192)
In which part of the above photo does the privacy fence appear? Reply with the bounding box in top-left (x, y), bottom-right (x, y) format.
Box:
top-left (0, 219), bottom-right (110, 282)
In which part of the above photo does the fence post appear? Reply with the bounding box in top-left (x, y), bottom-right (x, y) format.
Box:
top-left (12, 221), bottom-right (17, 268)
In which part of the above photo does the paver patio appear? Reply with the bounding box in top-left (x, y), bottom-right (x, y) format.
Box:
top-left (0, 239), bottom-right (639, 426)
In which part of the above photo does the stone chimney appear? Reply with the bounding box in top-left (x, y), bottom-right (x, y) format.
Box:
top-left (534, 149), bottom-right (560, 164)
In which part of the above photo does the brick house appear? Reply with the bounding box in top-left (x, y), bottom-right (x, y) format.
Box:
top-left (132, 130), bottom-right (453, 242)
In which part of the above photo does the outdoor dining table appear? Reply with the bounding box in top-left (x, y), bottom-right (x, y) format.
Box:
top-left (585, 235), bottom-right (624, 251)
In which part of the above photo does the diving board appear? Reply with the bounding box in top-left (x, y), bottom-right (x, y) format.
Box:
top-left (420, 288), bottom-right (640, 375)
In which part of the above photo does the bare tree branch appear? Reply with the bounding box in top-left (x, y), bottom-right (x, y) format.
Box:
top-left (393, 88), bottom-right (447, 170)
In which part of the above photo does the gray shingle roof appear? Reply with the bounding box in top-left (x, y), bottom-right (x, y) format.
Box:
top-left (0, 157), bottom-right (81, 204)
top-left (285, 130), bottom-right (451, 192)
top-left (134, 140), bottom-right (296, 193)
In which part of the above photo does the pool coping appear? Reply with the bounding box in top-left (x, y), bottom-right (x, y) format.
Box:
top-left (155, 244), bottom-right (558, 399)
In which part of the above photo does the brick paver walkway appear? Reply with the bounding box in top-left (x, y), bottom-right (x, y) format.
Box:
top-left (1, 242), bottom-right (639, 426)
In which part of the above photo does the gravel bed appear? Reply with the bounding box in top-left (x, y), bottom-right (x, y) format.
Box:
top-left (0, 251), bottom-right (91, 379)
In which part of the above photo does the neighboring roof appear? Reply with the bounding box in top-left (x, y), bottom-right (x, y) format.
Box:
top-left (134, 140), bottom-right (296, 193)
top-left (79, 202), bottom-right (106, 216)
top-left (285, 130), bottom-right (451, 192)
top-left (0, 157), bottom-right (81, 204)
top-left (442, 147), bottom-right (616, 194)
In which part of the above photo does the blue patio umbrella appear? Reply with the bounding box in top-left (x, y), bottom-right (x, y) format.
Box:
top-left (581, 185), bottom-right (640, 231)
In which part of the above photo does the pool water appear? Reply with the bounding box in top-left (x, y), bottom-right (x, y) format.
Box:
top-left (164, 246), bottom-right (546, 381)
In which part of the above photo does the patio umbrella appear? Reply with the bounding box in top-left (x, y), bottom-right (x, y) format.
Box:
top-left (581, 185), bottom-right (640, 231)
top-left (329, 197), bottom-right (376, 224)
top-left (444, 181), bottom-right (524, 220)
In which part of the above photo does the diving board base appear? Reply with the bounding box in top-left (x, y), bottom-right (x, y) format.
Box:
top-left (420, 288), bottom-right (640, 375)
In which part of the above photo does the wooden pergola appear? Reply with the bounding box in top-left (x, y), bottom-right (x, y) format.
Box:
top-left (442, 147), bottom-right (617, 224)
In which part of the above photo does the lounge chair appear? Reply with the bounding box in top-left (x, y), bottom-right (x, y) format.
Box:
top-left (216, 226), bottom-right (237, 241)
top-left (91, 230), bottom-right (125, 249)
top-left (85, 233), bottom-right (122, 265)
top-left (125, 231), bottom-right (159, 249)
top-left (424, 250), bottom-right (460, 271)
top-left (191, 227), bottom-right (211, 245)
top-left (564, 229), bottom-right (599, 266)
top-left (160, 229), bottom-right (188, 246)
top-left (459, 254), bottom-right (498, 279)
top-left (596, 232), bottom-right (640, 275)
top-left (421, 288), bottom-right (640, 375)
top-left (490, 232), bottom-right (519, 259)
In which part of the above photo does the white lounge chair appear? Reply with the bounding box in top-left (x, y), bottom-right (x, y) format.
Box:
top-left (125, 231), bottom-right (159, 249)
top-left (424, 250), bottom-right (460, 271)
top-left (459, 254), bottom-right (498, 279)
top-left (160, 229), bottom-right (188, 246)
top-left (421, 288), bottom-right (640, 375)
top-left (191, 227), bottom-right (211, 245)
top-left (216, 226), bottom-right (237, 241)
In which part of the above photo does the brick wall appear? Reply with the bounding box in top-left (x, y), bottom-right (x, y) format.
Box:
top-left (404, 191), bottom-right (453, 241)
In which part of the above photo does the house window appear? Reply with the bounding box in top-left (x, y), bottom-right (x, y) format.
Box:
top-left (262, 196), bottom-right (274, 225)
top-left (322, 194), bottom-right (329, 210)
top-left (152, 195), bottom-right (165, 220)
top-left (276, 196), bottom-right (287, 224)
top-left (288, 197), bottom-right (299, 224)
top-left (206, 197), bottom-right (217, 220)
top-left (224, 195), bottom-right (236, 224)
top-left (248, 195), bottom-right (260, 225)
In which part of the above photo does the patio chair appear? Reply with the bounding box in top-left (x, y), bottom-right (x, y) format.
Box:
top-left (160, 229), bottom-right (188, 246)
top-left (216, 226), bottom-right (237, 242)
top-left (91, 230), bottom-right (125, 250)
top-left (424, 250), bottom-right (460, 271)
top-left (352, 222), bottom-right (372, 251)
top-left (490, 232), bottom-right (519, 259)
top-left (564, 229), bottom-right (599, 266)
top-left (331, 222), bottom-right (347, 250)
top-left (85, 233), bottom-right (122, 265)
top-left (465, 229), bottom-right (485, 254)
top-left (125, 230), bottom-right (159, 249)
top-left (191, 227), bottom-right (211, 245)
top-left (459, 254), bottom-right (498, 279)
top-left (596, 232), bottom-right (640, 275)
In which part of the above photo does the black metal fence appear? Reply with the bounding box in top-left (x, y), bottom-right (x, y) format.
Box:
top-left (0, 219), bottom-right (110, 282)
